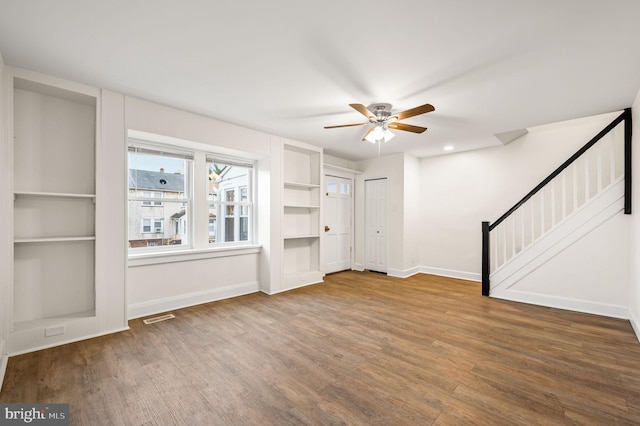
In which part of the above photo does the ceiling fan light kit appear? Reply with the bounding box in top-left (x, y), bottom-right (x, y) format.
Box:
top-left (325, 102), bottom-right (434, 145)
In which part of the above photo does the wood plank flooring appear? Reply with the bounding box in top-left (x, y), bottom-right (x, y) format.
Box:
top-left (2, 271), bottom-right (640, 425)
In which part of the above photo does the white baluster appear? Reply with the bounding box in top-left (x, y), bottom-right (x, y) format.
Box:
top-left (502, 222), bottom-right (507, 266)
top-left (596, 142), bottom-right (603, 193)
top-left (584, 155), bottom-right (590, 201)
top-left (520, 204), bottom-right (526, 253)
top-left (511, 214), bottom-right (516, 259)
top-left (609, 132), bottom-right (616, 183)
top-left (530, 199), bottom-right (535, 244)
top-left (551, 181), bottom-right (556, 228)
top-left (561, 170), bottom-right (567, 221)
top-left (540, 190), bottom-right (545, 235)
top-left (571, 160), bottom-right (579, 211)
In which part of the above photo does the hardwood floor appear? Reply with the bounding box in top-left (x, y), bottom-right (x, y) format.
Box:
top-left (2, 271), bottom-right (640, 425)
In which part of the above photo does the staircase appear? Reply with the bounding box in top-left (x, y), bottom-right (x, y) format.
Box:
top-left (482, 109), bottom-right (632, 307)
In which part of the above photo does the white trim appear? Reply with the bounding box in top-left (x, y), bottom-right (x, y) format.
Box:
top-left (491, 179), bottom-right (624, 291)
top-left (0, 339), bottom-right (7, 391)
top-left (353, 263), bottom-right (365, 271)
top-left (420, 266), bottom-right (482, 282)
top-left (127, 281), bottom-right (259, 319)
top-left (491, 288), bottom-right (630, 319)
top-left (8, 327), bottom-right (130, 357)
top-left (387, 266), bottom-right (421, 279)
top-left (323, 163), bottom-right (362, 175)
top-left (128, 244), bottom-right (261, 266)
top-left (629, 309), bottom-right (640, 344)
top-left (262, 279), bottom-right (323, 295)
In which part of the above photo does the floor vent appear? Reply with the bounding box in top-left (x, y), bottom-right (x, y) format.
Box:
top-left (143, 313), bottom-right (176, 325)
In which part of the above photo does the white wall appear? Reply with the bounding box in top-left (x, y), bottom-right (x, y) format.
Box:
top-left (501, 210), bottom-right (630, 318)
top-left (324, 153), bottom-right (358, 171)
top-left (403, 154), bottom-right (422, 275)
top-left (419, 111), bottom-right (622, 279)
top-left (116, 96), bottom-right (273, 318)
top-left (630, 90), bottom-right (640, 337)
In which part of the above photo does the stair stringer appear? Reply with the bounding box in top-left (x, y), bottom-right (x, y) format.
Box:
top-left (490, 179), bottom-right (625, 299)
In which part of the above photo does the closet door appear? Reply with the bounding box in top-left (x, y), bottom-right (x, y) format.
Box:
top-left (364, 178), bottom-right (387, 273)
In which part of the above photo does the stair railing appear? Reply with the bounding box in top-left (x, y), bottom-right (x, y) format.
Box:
top-left (482, 109), bottom-right (632, 296)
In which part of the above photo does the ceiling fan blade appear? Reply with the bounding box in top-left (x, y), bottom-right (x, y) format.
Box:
top-left (388, 122), bottom-right (428, 134)
top-left (393, 103), bottom-right (435, 121)
top-left (324, 122), bottom-right (367, 129)
top-left (350, 103), bottom-right (377, 120)
top-left (361, 127), bottom-right (375, 142)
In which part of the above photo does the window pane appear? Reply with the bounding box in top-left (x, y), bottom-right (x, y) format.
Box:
top-left (206, 159), bottom-right (252, 245)
top-left (129, 146), bottom-right (191, 251)
top-left (327, 181), bottom-right (337, 193)
top-left (128, 201), bottom-right (188, 248)
top-left (225, 217), bottom-right (235, 242)
top-left (129, 151), bottom-right (188, 198)
top-left (340, 183), bottom-right (350, 194)
top-left (240, 217), bottom-right (249, 241)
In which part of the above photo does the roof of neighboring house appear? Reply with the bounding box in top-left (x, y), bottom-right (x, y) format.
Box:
top-left (129, 169), bottom-right (184, 192)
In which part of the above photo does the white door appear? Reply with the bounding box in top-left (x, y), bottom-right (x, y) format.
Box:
top-left (364, 178), bottom-right (387, 273)
top-left (324, 175), bottom-right (352, 273)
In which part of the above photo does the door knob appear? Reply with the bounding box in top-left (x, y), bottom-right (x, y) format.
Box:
top-left (325, 226), bottom-right (330, 232)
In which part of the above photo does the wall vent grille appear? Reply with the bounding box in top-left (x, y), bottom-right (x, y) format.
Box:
top-left (143, 313), bottom-right (176, 324)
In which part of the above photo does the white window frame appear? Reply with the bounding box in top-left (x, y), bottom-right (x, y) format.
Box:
top-left (128, 136), bottom-right (259, 265)
top-left (207, 155), bottom-right (254, 247)
top-left (128, 144), bottom-right (193, 254)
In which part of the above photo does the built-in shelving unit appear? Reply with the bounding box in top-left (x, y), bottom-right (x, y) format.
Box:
top-left (7, 71), bottom-right (104, 354)
top-left (281, 142), bottom-right (323, 289)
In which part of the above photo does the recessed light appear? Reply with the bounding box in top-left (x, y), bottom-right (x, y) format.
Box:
top-left (443, 145), bottom-right (454, 151)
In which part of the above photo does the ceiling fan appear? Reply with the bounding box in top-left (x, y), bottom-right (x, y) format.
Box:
top-left (324, 102), bottom-right (435, 143)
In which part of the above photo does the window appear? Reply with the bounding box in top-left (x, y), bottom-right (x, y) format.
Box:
top-left (142, 218), bottom-right (163, 233)
top-left (142, 191), bottom-right (163, 206)
top-left (128, 140), bottom-right (254, 254)
top-left (207, 157), bottom-right (253, 244)
top-left (128, 145), bottom-right (192, 250)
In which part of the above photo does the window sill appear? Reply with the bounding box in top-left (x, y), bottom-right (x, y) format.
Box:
top-left (128, 244), bottom-right (262, 267)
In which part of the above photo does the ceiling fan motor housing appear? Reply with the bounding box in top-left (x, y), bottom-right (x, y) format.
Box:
top-left (368, 103), bottom-right (394, 122)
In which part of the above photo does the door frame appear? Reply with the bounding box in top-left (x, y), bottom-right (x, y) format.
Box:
top-left (363, 177), bottom-right (389, 274)
top-left (322, 165), bottom-right (357, 273)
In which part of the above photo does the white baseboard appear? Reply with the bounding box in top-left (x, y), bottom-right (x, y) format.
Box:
top-left (0, 338), bottom-right (7, 392)
top-left (420, 266), bottom-right (481, 282)
top-left (491, 288), bottom-right (629, 319)
top-left (8, 326), bottom-right (130, 357)
top-left (261, 279), bottom-right (323, 295)
top-left (387, 266), bottom-right (421, 279)
top-left (629, 309), bottom-right (640, 344)
top-left (353, 263), bottom-right (364, 272)
top-left (128, 281), bottom-right (259, 319)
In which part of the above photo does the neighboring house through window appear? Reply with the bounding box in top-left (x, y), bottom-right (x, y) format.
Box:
top-left (128, 141), bottom-right (255, 253)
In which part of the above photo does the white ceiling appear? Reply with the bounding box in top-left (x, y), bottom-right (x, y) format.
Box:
top-left (1, 0), bottom-right (639, 161)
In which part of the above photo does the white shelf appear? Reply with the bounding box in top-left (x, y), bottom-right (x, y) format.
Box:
top-left (283, 204), bottom-right (320, 209)
top-left (13, 309), bottom-right (96, 332)
top-left (284, 181), bottom-right (321, 189)
top-left (9, 72), bottom-right (100, 353)
top-left (15, 236), bottom-right (96, 244)
top-left (14, 191), bottom-right (96, 199)
top-left (283, 234), bottom-right (320, 240)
